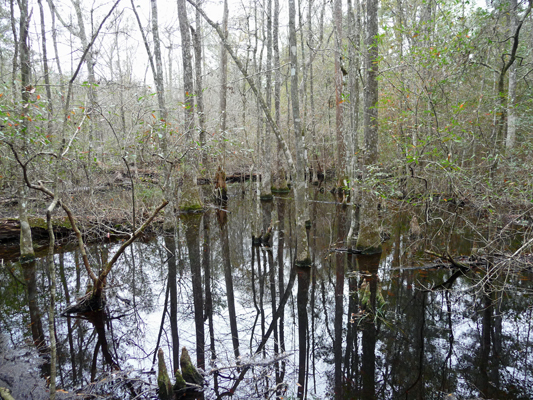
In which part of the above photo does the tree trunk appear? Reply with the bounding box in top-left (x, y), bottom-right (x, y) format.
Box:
top-left (216, 0), bottom-right (229, 200)
top-left (347, 0), bottom-right (361, 179)
top-left (178, 0), bottom-right (203, 211)
top-left (151, 0), bottom-right (169, 154)
top-left (506, 0), bottom-right (518, 151)
top-left (261, 0), bottom-right (273, 201)
top-left (192, 2), bottom-right (206, 169)
top-left (38, 0), bottom-right (53, 141)
top-left (18, 0), bottom-right (34, 261)
top-left (271, 0), bottom-right (289, 192)
top-left (334, 0), bottom-right (346, 187)
top-left (356, 0), bottom-right (381, 254)
top-left (288, 0), bottom-right (311, 266)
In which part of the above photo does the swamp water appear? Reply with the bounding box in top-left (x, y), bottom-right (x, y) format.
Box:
top-left (1, 186), bottom-right (532, 399)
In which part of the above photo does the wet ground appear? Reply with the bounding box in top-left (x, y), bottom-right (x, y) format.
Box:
top-left (1, 185), bottom-right (532, 399)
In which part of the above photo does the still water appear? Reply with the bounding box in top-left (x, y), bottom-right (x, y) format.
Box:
top-left (1, 186), bottom-right (532, 399)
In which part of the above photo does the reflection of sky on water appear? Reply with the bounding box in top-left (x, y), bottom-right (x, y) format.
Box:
top-left (1, 187), bottom-right (532, 398)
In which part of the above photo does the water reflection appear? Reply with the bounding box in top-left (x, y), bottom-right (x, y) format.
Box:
top-left (0, 187), bottom-right (532, 399)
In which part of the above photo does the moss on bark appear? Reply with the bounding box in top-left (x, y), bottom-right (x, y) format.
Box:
top-left (180, 347), bottom-right (203, 385)
top-left (157, 348), bottom-right (174, 400)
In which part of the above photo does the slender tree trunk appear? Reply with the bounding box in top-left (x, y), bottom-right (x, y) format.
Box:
top-left (356, 0), bottom-right (381, 254)
top-left (219, 0), bottom-right (229, 165)
top-left (261, 0), bottom-right (273, 200)
top-left (38, 0), bottom-right (53, 140)
top-left (216, 0), bottom-right (229, 200)
top-left (288, 0), bottom-right (311, 266)
top-left (506, 0), bottom-right (518, 151)
top-left (46, 198), bottom-right (59, 400)
top-left (347, 0), bottom-right (361, 178)
top-left (308, 0), bottom-right (319, 185)
top-left (18, 0), bottom-right (34, 261)
top-left (334, 0), bottom-right (346, 186)
top-left (46, 0), bottom-right (63, 81)
top-left (71, 0), bottom-right (99, 156)
top-left (192, 2), bottom-right (207, 169)
top-left (272, 0), bottom-right (289, 192)
top-left (10, 0), bottom-right (19, 104)
top-left (151, 0), bottom-right (169, 154)
top-left (178, 0), bottom-right (203, 211)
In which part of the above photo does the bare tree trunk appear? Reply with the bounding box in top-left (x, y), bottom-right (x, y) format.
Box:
top-left (38, 0), bottom-right (53, 140)
top-left (178, 0), bottom-right (203, 211)
top-left (46, 0), bottom-right (63, 80)
top-left (493, 0), bottom-right (531, 149)
top-left (334, 0), bottom-right (346, 187)
top-left (346, 0), bottom-right (361, 178)
top-left (10, 0), bottom-right (18, 104)
top-left (307, 0), bottom-right (319, 185)
top-left (192, 2), bottom-right (207, 169)
top-left (18, 0), bottom-right (34, 261)
top-left (261, 0), bottom-right (273, 201)
top-left (151, 0), bottom-right (169, 154)
top-left (288, 0), bottom-right (311, 266)
top-left (217, 0), bottom-right (229, 200)
top-left (506, 0), bottom-right (518, 151)
top-left (71, 0), bottom-right (98, 157)
top-left (356, 0), bottom-right (381, 254)
top-left (46, 198), bottom-right (59, 400)
top-left (272, 0), bottom-right (289, 192)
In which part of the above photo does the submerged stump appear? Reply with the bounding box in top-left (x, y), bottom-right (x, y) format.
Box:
top-left (180, 347), bottom-right (204, 386)
top-left (157, 348), bottom-right (174, 400)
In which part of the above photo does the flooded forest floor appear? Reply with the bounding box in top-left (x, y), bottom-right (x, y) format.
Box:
top-left (1, 174), bottom-right (533, 399)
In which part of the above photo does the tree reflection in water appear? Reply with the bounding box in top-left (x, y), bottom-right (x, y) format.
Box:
top-left (1, 188), bottom-right (533, 399)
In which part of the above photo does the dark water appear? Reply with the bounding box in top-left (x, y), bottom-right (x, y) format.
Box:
top-left (1, 186), bottom-right (532, 399)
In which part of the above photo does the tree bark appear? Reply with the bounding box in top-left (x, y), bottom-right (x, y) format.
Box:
top-left (18, 0), bottom-right (34, 261)
top-left (271, 0), bottom-right (289, 192)
top-left (178, 0), bottom-right (203, 211)
top-left (151, 0), bottom-right (169, 155)
top-left (506, 0), bottom-right (518, 151)
top-left (334, 0), bottom-right (346, 186)
top-left (261, 0), bottom-right (273, 200)
top-left (192, 3), bottom-right (207, 168)
top-left (288, 0), bottom-right (311, 266)
top-left (356, 0), bottom-right (381, 254)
